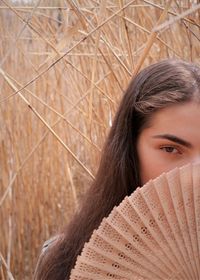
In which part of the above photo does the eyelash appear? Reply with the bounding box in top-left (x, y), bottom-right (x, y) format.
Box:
top-left (160, 146), bottom-right (182, 154)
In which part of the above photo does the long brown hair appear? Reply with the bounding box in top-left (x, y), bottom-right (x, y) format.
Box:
top-left (34, 59), bottom-right (200, 280)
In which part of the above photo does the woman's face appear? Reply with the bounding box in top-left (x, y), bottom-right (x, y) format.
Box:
top-left (137, 101), bottom-right (200, 185)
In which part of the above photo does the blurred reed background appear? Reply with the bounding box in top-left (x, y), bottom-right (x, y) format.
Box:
top-left (0, 0), bottom-right (199, 279)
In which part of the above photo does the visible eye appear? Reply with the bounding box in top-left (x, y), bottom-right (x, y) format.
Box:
top-left (160, 146), bottom-right (181, 154)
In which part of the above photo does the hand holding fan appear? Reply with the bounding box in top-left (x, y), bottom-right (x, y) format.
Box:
top-left (70, 163), bottom-right (200, 280)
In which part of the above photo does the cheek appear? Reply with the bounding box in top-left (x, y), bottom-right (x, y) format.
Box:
top-left (137, 139), bottom-right (160, 184)
top-left (139, 159), bottom-right (164, 185)
top-left (138, 147), bottom-right (186, 185)
top-left (139, 152), bottom-right (162, 185)
top-left (137, 137), bottom-right (171, 185)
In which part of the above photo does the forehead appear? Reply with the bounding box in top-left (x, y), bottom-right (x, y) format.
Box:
top-left (143, 102), bottom-right (200, 137)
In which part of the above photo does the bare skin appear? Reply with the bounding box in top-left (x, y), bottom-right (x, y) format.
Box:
top-left (137, 101), bottom-right (200, 185)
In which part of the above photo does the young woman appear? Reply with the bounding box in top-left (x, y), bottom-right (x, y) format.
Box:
top-left (34, 59), bottom-right (200, 280)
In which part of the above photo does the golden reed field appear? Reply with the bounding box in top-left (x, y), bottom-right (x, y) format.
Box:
top-left (0, 0), bottom-right (199, 279)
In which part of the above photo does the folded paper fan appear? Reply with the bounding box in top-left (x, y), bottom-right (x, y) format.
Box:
top-left (70, 163), bottom-right (200, 280)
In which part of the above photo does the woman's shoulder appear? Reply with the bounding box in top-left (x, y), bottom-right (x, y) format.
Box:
top-left (41, 235), bottom-right (59, 254)
top-left (34, 235), bottom-right (61, 278)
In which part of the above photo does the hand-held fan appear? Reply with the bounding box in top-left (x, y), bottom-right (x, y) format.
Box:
top-left (69, 163), bottom-right (200, 280)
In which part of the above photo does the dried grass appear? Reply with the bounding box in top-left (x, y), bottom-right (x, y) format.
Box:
top-left (0, 0), bottom-right (199, 279)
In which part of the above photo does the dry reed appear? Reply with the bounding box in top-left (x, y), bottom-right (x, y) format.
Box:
top-left (0, 0), bottom-right (199, 279)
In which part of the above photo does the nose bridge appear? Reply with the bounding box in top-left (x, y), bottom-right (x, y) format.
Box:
top-left (191, 153), bottom-right (200, 164)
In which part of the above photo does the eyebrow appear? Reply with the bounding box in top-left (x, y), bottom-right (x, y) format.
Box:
top-left (152, 134), bottom-right (192, 148)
